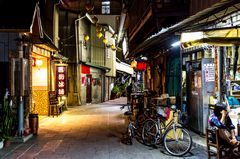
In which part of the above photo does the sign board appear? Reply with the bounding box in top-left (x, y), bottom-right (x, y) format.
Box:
top-left (55, 64), bottom-right (68, 96)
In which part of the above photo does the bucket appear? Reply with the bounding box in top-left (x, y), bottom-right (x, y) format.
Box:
top-left (29, 114), bottom-right (39, 135)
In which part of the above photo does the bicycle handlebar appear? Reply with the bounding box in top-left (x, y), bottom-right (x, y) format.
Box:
top-left (120, 104), bottom-right (131, 111)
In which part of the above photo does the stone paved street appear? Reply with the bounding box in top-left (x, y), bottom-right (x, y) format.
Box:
top-left (0, 97), bottom-right (208, 159)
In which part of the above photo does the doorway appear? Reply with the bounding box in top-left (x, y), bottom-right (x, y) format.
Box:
top-left (86, 74), bottom-right (92, 103)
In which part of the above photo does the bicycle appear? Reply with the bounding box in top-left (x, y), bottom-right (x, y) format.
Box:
top-left (120, 105), bottom-right (137, 145)
top-left (142, 104), bottom-right (192, 156)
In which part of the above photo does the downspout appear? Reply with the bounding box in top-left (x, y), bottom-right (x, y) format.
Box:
top-left (18, 34), bottom-right (24, 137)
top-left (117, 9), bottom-right (127, 44)
top-left (75, 18), bottom-right (81, 105)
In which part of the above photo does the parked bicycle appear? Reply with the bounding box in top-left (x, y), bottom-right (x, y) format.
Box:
top-left (120, 104), bottom-right (138, 145)
top-left (142, 104), bottom-right (192, 156)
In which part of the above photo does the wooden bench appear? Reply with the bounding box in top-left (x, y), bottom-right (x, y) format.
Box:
top-left (48, 91), bottom-right (64, 117)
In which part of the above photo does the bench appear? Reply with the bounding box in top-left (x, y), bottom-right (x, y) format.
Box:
top-left (48, 91), bottom-right (64, 117)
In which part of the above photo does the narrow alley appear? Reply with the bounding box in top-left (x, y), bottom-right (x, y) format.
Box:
top-left (0, 97), bottom-right (207, 159)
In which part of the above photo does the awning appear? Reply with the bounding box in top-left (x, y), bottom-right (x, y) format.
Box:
top-left (129, 0), bottom-right (240, 56)
top-left (116, 60), bottom-right (134, 75)
top-left (83, 62), bottom-right (111, 72)
top-left (181, 27), bottom-right (240, 48)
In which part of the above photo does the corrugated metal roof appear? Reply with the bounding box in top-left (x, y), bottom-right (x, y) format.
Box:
top-left (130, 0), bottom-right (240, 57)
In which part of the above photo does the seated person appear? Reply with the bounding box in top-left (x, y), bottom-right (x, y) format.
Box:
top-left (208, 103), bottom-right (239, 146)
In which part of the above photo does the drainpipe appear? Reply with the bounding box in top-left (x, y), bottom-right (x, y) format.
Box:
top-left (75, 17), bottom-right (81, 105)
top-left (75, 13), bottom-right (94, 105)
top-left (218, 47), bottom-right (224, 102)
top-left (117, 9), bottom-right (127, 44)
top-left (18, 34), bottom-right (24, 137)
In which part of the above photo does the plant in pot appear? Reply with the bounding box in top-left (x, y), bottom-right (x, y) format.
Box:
top-left (0, 134), bottom-right (3, 149)
top-left (2, 89), bottom-right (15, 147)
top-left (111, 85), bottom-right (121, 99)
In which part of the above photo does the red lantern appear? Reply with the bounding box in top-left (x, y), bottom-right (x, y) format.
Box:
top-left (137, 61), bottom-right (147, 71)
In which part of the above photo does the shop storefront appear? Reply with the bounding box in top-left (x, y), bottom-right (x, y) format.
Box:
top-left (31, 45), bottom-right (52, 115)
top-left (180, 24), bottom-right (240, 134)
top-left (81, 63), bottom-right (109, 104)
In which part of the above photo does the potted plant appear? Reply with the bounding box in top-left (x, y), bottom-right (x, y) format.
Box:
top-left (0, 135), bottom-right (3, 149)
top-left (111, 85), bottom-right (121, 99)
top-left (2, 89), bottom-right (15, 147)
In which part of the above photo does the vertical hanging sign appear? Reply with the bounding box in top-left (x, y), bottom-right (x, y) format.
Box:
top-left (55, 64), bottom-right (68, 96)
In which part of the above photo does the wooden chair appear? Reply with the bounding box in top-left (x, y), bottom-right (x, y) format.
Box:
top-left (206, 127), bottom-right (236, 159)
top-left (206, 128), bottom-right (222, 159)
top-left (48, 91), bottom-right (60, 117)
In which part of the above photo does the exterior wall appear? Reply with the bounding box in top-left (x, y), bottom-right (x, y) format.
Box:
top-left (189, 0), bottom-right (220, 15)
top-left (79, 19), bottom-right (91, 62)
top-left (90, 25), bottom-right (105, 66)
top-left (81, 72), bottom-right (87, 104)
top-left (105, 31), bottom-right (116, 77)
top-left (0, 33), bottom-right (18, 100)
top-left (66, 64), bottom-right (79, 106)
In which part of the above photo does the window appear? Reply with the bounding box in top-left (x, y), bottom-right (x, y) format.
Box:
top-left (102, 0), bottom-right (110, 14)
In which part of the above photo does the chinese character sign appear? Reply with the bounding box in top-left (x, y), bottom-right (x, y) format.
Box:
top-left (56, 64), bottom-right (68, 96)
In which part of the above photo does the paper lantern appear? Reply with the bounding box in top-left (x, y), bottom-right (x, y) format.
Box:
top-left (84, 35), bottom-right (90, 41)
top-left (131, 60), bottom-right (137, 69)
top-left (36, 59), bottom-right (43, 66)
top-left (103, 38), bottom-right (108, 44)
top-left (96, 32), bottom-right (103, 38)
top-left (137, 61), bottom-right (147, 71)
top-left (110, 44), bottom-right (116, 51)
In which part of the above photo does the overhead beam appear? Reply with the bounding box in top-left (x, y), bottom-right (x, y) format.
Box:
top-left (129, 7), bottom-right (152, 42)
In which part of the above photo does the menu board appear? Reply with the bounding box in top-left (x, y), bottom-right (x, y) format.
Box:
top-left (55, 64), bottom-right (68, 96)
top-left (203, 63), bottom-right (215, 82)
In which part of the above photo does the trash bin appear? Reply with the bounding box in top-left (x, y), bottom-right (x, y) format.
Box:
top-left (29, 113), bottom-right (39, 135)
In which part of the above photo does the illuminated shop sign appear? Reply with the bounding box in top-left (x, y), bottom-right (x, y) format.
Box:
top-left (32, 45), bottom-right (51, 58)
top-left (55, 64), bottom-right (68, 96)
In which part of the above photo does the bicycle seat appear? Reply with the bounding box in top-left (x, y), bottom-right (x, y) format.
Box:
top-left (124, 111), bottom-right (132, 116)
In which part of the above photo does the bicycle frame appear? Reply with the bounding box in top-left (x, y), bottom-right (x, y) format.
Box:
top-left (156, 109), bottom-right (181, 141)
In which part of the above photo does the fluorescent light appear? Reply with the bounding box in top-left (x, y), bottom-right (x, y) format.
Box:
top-left (171, 41), bottom-right (181, 47)
top-left (181, 31), bottom-right (203, 42)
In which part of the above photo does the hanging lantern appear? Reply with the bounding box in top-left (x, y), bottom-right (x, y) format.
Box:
top-left (92, 15), bottom-right (98, 24)
top-left (103, 38), bottom-right (108, 44)
top-left (36, 59), bottom-right (43, 66)
top-left (96, 24), bottom-right (102, 32)
top-left (110, 44), bottom-right (116, 51)
top-left (131, 60), bottom-right (137, 69)
top-left (96, 31), bottom-right (103, 38)
top-left (84, 35), bottom-right (90, 41)
top-left (137, 61), bottom-right (147, 71)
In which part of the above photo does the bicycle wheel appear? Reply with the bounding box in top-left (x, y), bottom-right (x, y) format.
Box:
top-left (127, 123), bottom-right (133, 145)
top-left (141, 119), bottom-right (158, 146)
top-left (136, 113), bottom-right (147, 127)
top-left (163, 126), bottom-right (192, 156)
